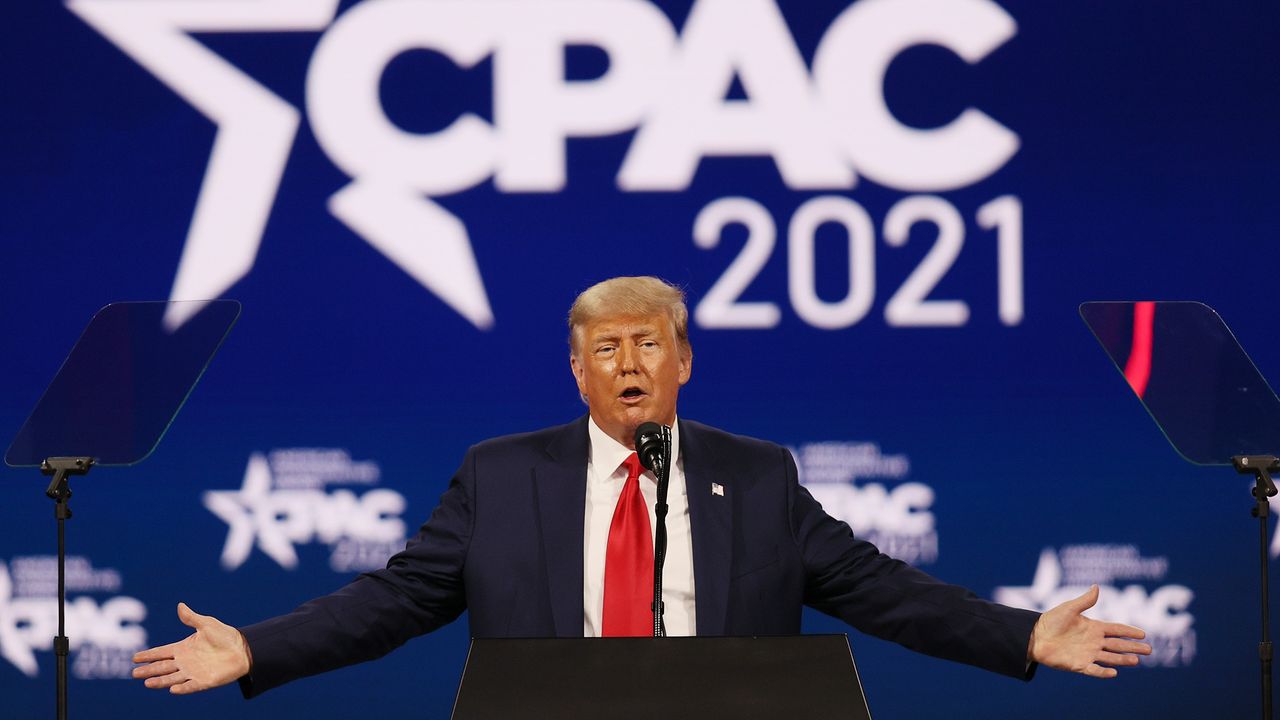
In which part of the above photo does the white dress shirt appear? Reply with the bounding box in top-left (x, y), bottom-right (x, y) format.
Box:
top-left (583, 417), bottom-right (696, 636)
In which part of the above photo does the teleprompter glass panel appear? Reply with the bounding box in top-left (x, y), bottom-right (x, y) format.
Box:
top-left (1080, 301), bottom-right (1280, 466)
top-left (5, 300), bottom-right (240, 467)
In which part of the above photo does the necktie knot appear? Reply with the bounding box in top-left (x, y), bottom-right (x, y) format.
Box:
top-left (622, 452), bottom-right (643, 481)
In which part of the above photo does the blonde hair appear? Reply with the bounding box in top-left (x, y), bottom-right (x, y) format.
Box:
top-left (568, 276), bottom-right (690, 356)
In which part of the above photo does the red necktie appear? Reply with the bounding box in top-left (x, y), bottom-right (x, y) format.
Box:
top-left (602, 452), bottom-right (653, 637)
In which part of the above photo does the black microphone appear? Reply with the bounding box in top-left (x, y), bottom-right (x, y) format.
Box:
top-left (633, 421), bottom-right (671, 637)
top-left (634, 422), bottom-right (666, 474)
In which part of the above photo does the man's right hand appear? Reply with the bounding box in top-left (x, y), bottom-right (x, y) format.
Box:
top-left (132, 602), bottom-right (251, 694)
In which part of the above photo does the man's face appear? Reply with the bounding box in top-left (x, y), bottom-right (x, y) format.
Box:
top-left (571, 313), bottom-right (692, 449)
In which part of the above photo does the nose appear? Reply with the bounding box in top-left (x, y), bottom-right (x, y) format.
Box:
top-left (618, 342), bottom-right (638, 374)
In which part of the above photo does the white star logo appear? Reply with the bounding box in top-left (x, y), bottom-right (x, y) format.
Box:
top-left (991, 548), bottom-right (1062, 611)
top-left (203, 452), bottom-right (302, 569)
top-left (67, 0), bottom-right (494, 330)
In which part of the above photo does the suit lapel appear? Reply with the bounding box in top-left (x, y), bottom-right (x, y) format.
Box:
top-left (534, 417), bottom-right (589, 637)
top-left (681, 420), bottom-right (734, 636)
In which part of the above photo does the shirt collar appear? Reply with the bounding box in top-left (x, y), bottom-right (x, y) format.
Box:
top-left (587, 415), bottom-right (681, 479)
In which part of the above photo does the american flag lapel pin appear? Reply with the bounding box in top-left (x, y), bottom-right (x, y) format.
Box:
top-left (711, 482), bottom-right (724, 497)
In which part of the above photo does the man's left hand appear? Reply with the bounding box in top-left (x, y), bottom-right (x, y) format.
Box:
top-left (1028, 584), bottom-right (1152, 678)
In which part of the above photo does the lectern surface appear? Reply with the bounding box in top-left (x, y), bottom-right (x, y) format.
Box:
top-left (452, 634), bottom-right (872, 720)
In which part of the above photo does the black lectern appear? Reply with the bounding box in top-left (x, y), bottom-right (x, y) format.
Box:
top-left (451, 635), bottom-right (872, 720)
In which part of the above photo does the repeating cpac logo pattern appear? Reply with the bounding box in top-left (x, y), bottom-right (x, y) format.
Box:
top-left (794, 441), bottom-right (938, 565)
top-left (994, 545), bottom-right (1196, 668)
top-left (0, 557), bottom-right (147, 679)
top-left (67, 0), bottom-right (1019, 329)
top-left (204, 448), bottom-right (408, 573)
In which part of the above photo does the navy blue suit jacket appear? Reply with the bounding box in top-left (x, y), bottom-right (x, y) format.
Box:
top-left (239, 417), bottom-right (1038, 697)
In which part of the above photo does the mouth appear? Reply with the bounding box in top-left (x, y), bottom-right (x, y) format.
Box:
top-left (619, 386), bottom-right (647, 404)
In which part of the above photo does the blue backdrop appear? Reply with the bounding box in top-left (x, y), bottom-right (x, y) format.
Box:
top-left (3, 0), bottom-right (1278, 717)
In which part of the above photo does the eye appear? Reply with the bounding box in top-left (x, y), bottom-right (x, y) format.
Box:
top-left (639, 340), bottom-right (658, 349)
top-left (595, 345), bottom-right (616, 356)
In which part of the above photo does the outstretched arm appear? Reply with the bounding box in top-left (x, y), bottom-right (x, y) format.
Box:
top-left (132, 449), bottom-right (476, 699)
top-left (132, 603), bottom-right (251, 694)
top-left (1028, 585), bottom-right (1152, 678)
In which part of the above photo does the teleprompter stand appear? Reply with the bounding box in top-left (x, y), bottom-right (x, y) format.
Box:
top-left (6, 300), bottom-right (240, 720)
top-left (1235, 455), bottom-right (1279, 720)
top-left (42, 457), bottom-right (93, 720)
top-left (451, 635), bottom-right (873, 720)
top-left (1081, 301), bottom-right (1280, 720)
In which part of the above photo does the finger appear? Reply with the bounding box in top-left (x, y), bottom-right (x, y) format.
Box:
top-left (1103, 623), bottom-right (1146, 640)
top-left (132, 660), bottom-right (180, 679)
top-left (1103, 638), bottom-right (1152, 655)
top-left (1083, 663), bottom-right (1118, 679)
top-left (1094, 651), bottom-right (1141, 667)
top-left (1062, 584), bottom-right (1100, 613)
top-left (145, 671), bottom-right (189, 690)
top-left (171, 679), bottom-right (207, 695)
top-left (133, 644), bottom-right (178, 663)
top-left (177, 602), bottom-right (210, 630)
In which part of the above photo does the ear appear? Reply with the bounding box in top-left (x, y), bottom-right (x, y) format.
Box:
top-left (677, 347), bottom-right (692, 386)
top-left (570, 353), bottom-right (587, 397)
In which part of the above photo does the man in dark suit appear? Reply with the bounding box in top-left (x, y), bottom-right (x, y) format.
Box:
top-left (132, 276), bottom-right (1151, 697)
